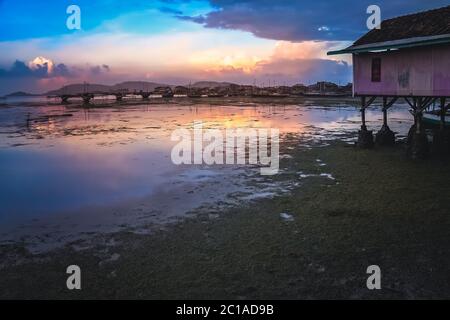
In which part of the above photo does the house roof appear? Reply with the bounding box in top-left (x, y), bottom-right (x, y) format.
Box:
top-left (328, 5), bottom-right (450, 55)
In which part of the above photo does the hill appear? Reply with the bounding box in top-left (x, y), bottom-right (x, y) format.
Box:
top-left (5, 91), bottom-right (41, 97)
top-left (46, 81), bottom-right (170, 95)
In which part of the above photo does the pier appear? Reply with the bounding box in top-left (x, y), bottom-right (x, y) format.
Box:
top-left (50, 89), bottom-right (154, 104)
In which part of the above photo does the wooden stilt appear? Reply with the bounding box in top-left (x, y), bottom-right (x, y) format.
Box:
top-left (357, 96), bottom-right (374, 148)
top-left (413, 97), bottom-right (421, 133)
top-left (382, 97), bottom-right (388, 127)
top-left (361, 96), bottom-right (366, 130)
top-left (375, 96), bottom-right (396, 146)
top-left (407, 97), bottom-right (429, 159)
top-left (440, 98), bottom-right (447, 131)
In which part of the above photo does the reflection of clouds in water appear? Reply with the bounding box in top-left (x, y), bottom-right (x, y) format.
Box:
top-left (0, 103), bottom-right (413, 220)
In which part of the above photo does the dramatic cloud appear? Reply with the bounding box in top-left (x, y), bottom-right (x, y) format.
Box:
top-left (189, 40), bottom-right (353, 85)
top-left (0, 57), bottom-right (112, 80)
top-left (254, 59), bottom-right (351, 85)
top-left (0, 60), bottom-right (69, 78)
top-left (177, 0), bottom-right (450, 41)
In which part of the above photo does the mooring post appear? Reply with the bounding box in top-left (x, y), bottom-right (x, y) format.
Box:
top-left (382, 97), bottom-right (388, 127)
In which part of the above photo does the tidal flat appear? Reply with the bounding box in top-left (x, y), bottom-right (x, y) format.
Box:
top-left (0, 99), bottom-right (449, 299)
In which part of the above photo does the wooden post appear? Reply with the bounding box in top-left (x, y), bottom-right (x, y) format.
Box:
top-left (382, 97), bottom-right (387, 127)
top-left (416, 97), bottom-right (422, 134)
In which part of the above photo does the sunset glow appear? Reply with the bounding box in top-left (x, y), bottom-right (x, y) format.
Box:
top-left (0, 0), bottom-right (447, 94)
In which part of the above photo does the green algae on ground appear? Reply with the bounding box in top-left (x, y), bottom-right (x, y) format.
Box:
top-left (1, 140), bottom-right (449, 299)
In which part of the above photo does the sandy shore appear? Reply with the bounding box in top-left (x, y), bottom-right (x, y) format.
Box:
top-left (1, 135), bottom-right (449, 299)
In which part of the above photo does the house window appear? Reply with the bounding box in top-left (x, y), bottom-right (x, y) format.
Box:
top-left (371, 58), bottom-right (381, 82)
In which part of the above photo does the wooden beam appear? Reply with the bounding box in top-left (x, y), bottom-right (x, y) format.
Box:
top-left (383, 97), bottom-right (398, 110)
top-left (418, 97), bottom-right (438, 113)
top-left (404, 97), bottom-right (414, 108)
top-left (421, 97), bottom-right (432, 109)
top-left (365, 96), bottom-right (377, 108)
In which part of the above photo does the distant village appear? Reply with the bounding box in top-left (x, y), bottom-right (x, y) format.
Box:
top-left (0, 81), bottom-right (353, 100)
top-left (152, 81), bottom-right (353, 98)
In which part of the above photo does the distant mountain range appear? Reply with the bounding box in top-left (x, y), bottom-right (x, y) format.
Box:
top-left (188, 81), bottom-right (236, 88)
top-left (3, 91), bottom-right (41, 97)
top-left (46, 81), bottom-right (168, 96)
top-left (44, 81), bottom-right (238, 96)
top-left (2, 81), bottom-right (235, 97)
top-left (2, 80), bottom-right (352, 98)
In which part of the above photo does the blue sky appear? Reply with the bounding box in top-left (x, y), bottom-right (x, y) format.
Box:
top-left (0, 0), bottom-right (214, 41)
top-left (0, 0), bottom-right (448, 94)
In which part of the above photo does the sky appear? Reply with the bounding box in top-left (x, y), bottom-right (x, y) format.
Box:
top-left (0, 0), bottom-right (448, 94)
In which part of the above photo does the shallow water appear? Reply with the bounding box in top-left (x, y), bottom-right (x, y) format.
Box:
top-left (0, 101), bottom-right (413, 250)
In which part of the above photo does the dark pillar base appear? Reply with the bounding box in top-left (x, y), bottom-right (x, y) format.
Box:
top-left (432, 128), bottom-right (450, 155)
top-left (407, 125), bottom-right (429, 160)
top-left (357, 127), bottom-right (374, 149)
top-left (375, 124), bottom-right (395, 146)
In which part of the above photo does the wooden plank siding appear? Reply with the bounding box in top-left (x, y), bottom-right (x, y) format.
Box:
top-left (353, 43), bottom-right (450, 97)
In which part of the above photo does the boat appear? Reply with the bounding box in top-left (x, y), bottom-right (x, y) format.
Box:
top-left (423, 111), bottom-right (450, 127)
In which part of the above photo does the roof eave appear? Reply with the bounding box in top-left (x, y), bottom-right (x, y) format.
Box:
top-left (327, 34), bottom-right (450, 55)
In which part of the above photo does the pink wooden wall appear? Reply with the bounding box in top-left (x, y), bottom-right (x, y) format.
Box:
top-left (353, 44), bottom-right (450, 97)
